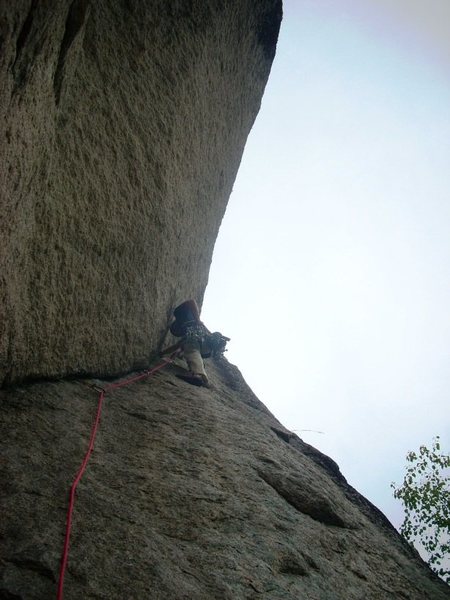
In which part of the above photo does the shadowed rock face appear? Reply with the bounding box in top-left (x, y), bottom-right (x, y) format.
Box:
top-left (0, 0), bottom-right (281, 385)
top-left (1, 359), bottom-right (449, 599)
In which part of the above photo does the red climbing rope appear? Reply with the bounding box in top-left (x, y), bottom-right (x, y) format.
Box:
top-left (56, 354), bottom-right (177, 600)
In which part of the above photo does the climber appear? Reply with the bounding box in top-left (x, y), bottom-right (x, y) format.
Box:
top-left (161, 299), bottom-right (229, 387)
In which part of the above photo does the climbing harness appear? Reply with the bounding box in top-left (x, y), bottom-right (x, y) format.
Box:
top-left (167, 300), bottom-right (230, 359)
top-left (56, 353), bottom-right (178, 600)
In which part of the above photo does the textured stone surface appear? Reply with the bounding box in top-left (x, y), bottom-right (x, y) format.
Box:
top-left (1, 358), bottom-right (449, 599)
top-left (0, 0), bottom-right (281, 385)
top-left (2, 3), bottom-right (449, 599)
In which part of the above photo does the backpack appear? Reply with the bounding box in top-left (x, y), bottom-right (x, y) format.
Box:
top-left (201, 332), bottom-right (230, 358)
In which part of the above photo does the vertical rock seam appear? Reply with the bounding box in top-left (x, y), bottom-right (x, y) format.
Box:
top-left (53, 0), bottom-right (90, 105)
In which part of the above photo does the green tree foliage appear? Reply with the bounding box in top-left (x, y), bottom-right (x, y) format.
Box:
top-left (392, 437), bottom-right (450, 583)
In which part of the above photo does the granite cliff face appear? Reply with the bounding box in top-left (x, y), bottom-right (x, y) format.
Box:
top-left (1, 2), bottom-right (449, 600)
top-left (0, 0), bottom-right (280, 385)
top-left (1, 360), bottom-right (449, 599)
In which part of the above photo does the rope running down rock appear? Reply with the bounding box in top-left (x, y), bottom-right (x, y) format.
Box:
top-left (57, 354), bottom-right (178, 600)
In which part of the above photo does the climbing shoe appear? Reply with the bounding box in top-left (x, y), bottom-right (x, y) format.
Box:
top-left (176, 373), bottom-right (209, 387)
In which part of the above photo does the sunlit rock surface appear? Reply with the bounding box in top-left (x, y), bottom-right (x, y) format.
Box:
top-left (0, 0), bottom-right (280, 384)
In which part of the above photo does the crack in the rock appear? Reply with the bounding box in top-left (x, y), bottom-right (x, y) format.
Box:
top-left (12, 0), bottom-right (38, 86)
top-left (270, 426), bottom-right (293, 444)
top-left (6, 557), bottom-right (55, 582)
top-left (53, 0), bottom-right (90, 104)
top-left (0, 589), bottom-right (24, 600)
top-left (257, 469), bottom-right (348, 529)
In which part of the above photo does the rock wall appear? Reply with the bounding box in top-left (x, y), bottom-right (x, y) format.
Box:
top-left (1, 359), bottom-right (449, 599)
top-left (0, 0), bottom-right (281, 385)
top-left (2, 3), bottom-right (449, 599)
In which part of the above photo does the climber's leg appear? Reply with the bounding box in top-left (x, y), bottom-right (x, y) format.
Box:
top-left (182, 340), bottom-right (209, 386)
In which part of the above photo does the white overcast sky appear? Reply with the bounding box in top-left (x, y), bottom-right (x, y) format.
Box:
top-left (203, 0), bottom-right (450, 529)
